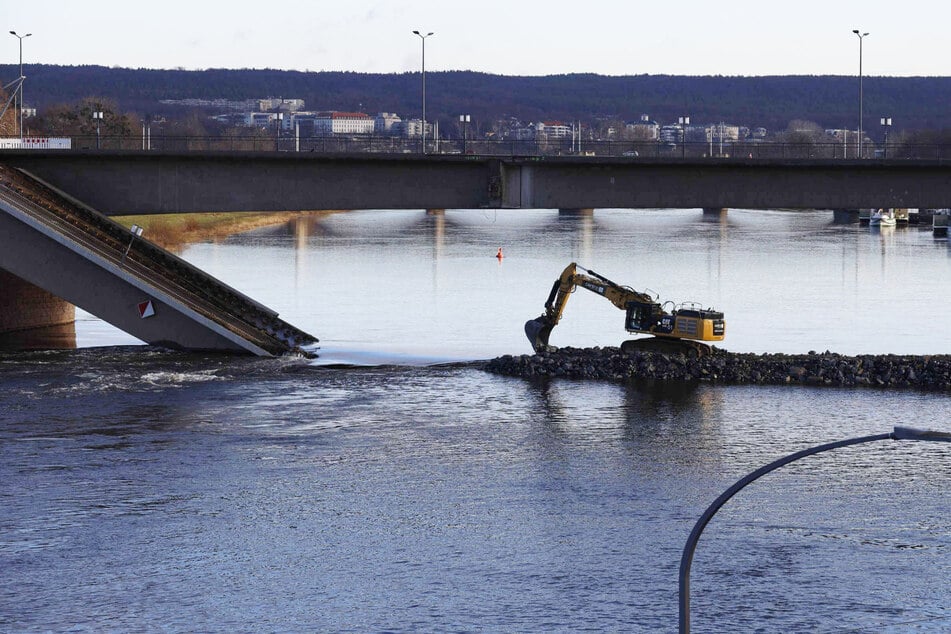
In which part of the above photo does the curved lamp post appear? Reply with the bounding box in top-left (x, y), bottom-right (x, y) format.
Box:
top-left (412, 30), bottom-right (434, 154)
top-left (852, 30), bottom-right (869, 158)
top-left (9, 30), bottom-right (32, 141)
top-left (679, 425), bottom-right (951, 634)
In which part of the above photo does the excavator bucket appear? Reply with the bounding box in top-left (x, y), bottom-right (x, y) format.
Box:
top-left (524, 316), bottom-right (554, 353)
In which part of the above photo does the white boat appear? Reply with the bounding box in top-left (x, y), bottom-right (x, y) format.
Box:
top-left (869, 209), bottom-right (897, 227)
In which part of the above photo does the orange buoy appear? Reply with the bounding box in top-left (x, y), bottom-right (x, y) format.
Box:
top-left (496, 247), bottom-right (504, 259)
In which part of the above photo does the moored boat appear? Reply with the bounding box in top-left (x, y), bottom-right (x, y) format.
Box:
top-left (869, 209), bottom-right (897, 227)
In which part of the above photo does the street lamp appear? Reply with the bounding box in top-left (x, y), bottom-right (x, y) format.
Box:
top-left (9, 30), bottom-right (32, 141)
top-left (412, 30), bottom-right (434, 154)
top-left (852, 29), bottom-right (869, 158)
top-left (459, 114), bottom-right (470, 154)
top-left (880, 116), bottom-right (892, 159)
top-left (678, 425), bottom-right (951, 634)
top-left (92, 111), bottom-right (103, 149)
top-left (679, 116), bottom-right (690, 158)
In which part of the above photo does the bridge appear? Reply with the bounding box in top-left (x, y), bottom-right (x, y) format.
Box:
top-left (2, 150), bottom-right (951, 213)
top-left (1, 150), bottom-right (949, 354)
top-left (0, 165), bottom-right (316, 355)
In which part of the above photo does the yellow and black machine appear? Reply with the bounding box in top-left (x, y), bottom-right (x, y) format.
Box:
top-left (524, 262), bottom-right (725, 355)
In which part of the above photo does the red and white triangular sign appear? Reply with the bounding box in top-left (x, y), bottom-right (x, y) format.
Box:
top-left (137, 300), bottom-right (155, 319)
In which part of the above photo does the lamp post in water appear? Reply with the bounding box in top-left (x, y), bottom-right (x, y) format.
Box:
top-left (412, 30), bottom-right (434, 154)
top-left (9, 30), bottom-right (31, 141)
top-left (852, 29), bottom-right (869, 158)
top-left (678, 425), bottom-right (951, 634)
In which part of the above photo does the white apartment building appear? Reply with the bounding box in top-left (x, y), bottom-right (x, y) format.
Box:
top-left (401, 119), bottom-right (434, 139)
top-left (312, 111), bottom-right (375, 136)
top-left (535, 121), bottom-right (572, 139)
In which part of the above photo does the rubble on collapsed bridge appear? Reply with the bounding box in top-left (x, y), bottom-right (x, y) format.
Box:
top-left (483, 346), bottom-right (951, 391)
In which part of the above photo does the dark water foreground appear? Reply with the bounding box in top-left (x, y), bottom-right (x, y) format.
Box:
top-left (3, 346), bottom-right (951, 632)
top-left (485, 346), bottom-right (951, 390)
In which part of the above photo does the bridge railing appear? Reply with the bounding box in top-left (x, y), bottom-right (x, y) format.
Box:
top-left (14, 135), bottom-right (951, 160)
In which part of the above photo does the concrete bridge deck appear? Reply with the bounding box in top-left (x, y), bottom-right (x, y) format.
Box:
top-left (0, 166), bottom-right (317, 355)
top-left (1, 151), bottom-right (950, 213)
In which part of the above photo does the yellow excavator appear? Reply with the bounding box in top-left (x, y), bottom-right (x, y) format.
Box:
top-left (524, 262), bottom-right (725, 355)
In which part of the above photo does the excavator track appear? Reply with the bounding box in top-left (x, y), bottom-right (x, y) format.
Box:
top-left (619, 337), bottom-right (712, 358)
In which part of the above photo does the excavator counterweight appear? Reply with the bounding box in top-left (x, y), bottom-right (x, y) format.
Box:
top-left (524, 263), bottom-right (725, 355)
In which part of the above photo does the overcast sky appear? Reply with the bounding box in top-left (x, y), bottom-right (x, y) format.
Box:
top-left (5, 0), bottom-right (949, 77)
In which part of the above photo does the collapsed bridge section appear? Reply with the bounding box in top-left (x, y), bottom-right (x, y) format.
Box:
top-left (0, 166), bottom-right (317, 356)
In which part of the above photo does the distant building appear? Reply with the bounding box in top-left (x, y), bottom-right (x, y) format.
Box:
top-left (375, 113), bottom-right (403, 135)
top-left (705, 123), bottom-right (741, 143)
top-left (401, 118), bottom-right (434, 139)
top-left (259, 98), bottom-right (305, 113)
top-left (626, 114), bottom-right (659, 141)
top-left (241, 112), bottom-right (281, 128)
top-left (313, 111), bottom-right (375, 136)
top-left (535, 121), bottom-right (572, 139)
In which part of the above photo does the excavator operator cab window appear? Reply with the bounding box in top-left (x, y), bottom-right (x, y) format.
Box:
top-left (625, 301), bottom-right (658, 332)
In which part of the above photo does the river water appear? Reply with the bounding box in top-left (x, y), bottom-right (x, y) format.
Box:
top-left (2, 209), bottom-right (950, 632)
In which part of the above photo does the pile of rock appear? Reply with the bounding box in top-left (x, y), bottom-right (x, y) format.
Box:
top-left (484, 346), bottom-right (951, 391)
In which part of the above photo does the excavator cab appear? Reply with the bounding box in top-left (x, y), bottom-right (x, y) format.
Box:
top-left (624, 301), bottom-right (662, 332)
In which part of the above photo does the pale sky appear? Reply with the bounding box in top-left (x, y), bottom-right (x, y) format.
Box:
top-left (4, 0), bottom-right (949, 77)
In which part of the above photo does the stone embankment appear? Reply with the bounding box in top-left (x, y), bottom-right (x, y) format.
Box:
top-left (484, 346), bottom-right (951, 391)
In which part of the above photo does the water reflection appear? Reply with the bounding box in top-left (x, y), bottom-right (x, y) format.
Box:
top-left (0, 322), bottom-right (76, 350)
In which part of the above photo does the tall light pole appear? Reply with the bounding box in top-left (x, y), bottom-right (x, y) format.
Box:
top-left (412, 30), bottom-right (433, 154)
top-left (678, 425), bottom-right (951, 634)
top-left (9, 30), bottom-right (32, 141)
top-left (679, 116), bottom-right (689, 159)
top-left (880, 116), bottom-right (892, 159)
top-left (459, 114), bottom-right (470, 154)
top-left (92, 111), bottom-right (103, 149)
top-left (852, 29), bottom-right (869, 158)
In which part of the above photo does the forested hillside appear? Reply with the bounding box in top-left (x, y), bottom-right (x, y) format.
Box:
top-left (3, 64), bottom-right (950, 133)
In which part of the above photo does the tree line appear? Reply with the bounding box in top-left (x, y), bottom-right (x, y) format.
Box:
top-left (2, 65), bottom-right (950, 141)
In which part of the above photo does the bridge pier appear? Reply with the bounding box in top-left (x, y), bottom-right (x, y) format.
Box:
top-left (0, 269), bottom-right (75, 335)
top-left (559, 208), bottom-right (594, 216)
top-left (702, 207), bottom-right (728, 216)
top-left (833, 209), bottom-right (860, 224)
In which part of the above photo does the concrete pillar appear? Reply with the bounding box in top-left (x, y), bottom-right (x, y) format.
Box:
top-left (559, 208), bottom-right (594, 215)
top-left (833, 209), bottom-right (860, 224)
top-left (702, 207), bottom-right (728, 216)
top-left (0, 269), bottom-right (75, 334)
top-left (425, 209), bottom-right (445, 216)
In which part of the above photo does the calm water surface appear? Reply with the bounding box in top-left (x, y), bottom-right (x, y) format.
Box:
top-left (2, 209), bottom-right (950, 632)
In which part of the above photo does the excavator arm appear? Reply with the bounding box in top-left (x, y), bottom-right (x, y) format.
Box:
top-left (524, 262), bottom-right (725, 353)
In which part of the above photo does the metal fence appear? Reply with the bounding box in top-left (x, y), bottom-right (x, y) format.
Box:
top-left (22, 135), bottom-right (951, 160)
